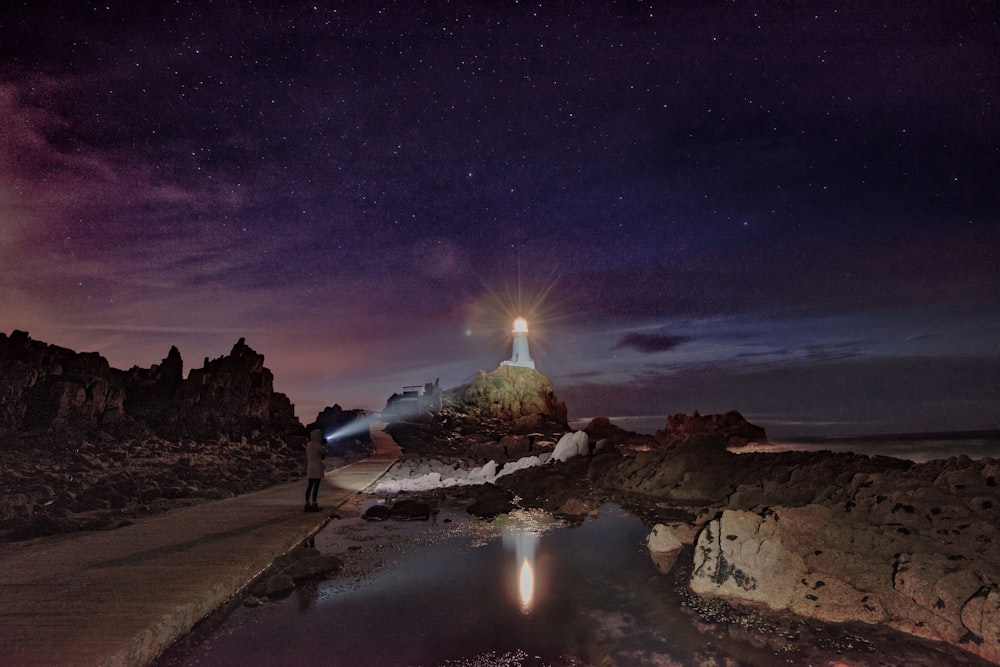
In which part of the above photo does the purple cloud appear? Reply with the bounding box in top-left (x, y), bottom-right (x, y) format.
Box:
top-left (615, 332), bottom-right (690, 354)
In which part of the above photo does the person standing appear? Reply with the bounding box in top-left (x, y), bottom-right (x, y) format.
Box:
top-left (305, 429), bottom-right (327, 512)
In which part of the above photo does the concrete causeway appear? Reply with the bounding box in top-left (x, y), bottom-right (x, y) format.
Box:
top-left (0, 424), bottom-right (400, 667)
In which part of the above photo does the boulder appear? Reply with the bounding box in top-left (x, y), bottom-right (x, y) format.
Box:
top-left (465, 441), bottom-right (506, 464)
top-left (687, 501), bottom-right (1000, 663)
top-left (498, 434), bottom-right (532, 459)
top-left (550, 431), bottom-right (590, 463)
top-left (646, 523), bottom-right (685, 574)
top-left (691, 509), bottom-right (808, 611)
top-left (466, 484), bottom-right (516, 519)
top-left (282, 555), bottom-right (344, 581)
top-left (647, 523), bottom-right (685, 554)
top-left (263, 572), bottom-right (295, 598)
top-left (551, 495), bottom-right (597, 519)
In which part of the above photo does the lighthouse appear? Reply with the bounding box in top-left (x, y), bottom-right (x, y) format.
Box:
top-left (501, 317), bottom-right (535, 369)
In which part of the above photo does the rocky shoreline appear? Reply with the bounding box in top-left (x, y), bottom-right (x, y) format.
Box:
top-left (3, 331), bottom-right (997, 664)
top-left (0, 331), bottom-right (373, 542)
top-left (371, 411), bottom-right (1000, 666)
top-left (213, 489), bottom-right (996, 667)
top-left (0, 429), bottom-right (295, 541)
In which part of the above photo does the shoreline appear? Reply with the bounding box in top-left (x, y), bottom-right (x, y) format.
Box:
top-left (570, 415), bottom-right (1000, 443)
top-left (157, 495), bottom-right (998, 667)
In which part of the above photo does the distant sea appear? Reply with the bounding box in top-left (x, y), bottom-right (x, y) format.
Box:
top-left (569, 415), bottom-right (1000, 463)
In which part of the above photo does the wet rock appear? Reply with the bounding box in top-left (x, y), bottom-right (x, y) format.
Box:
top-left (686, 499), bottom-right (1000, 664)
top-left (691, 509), bottom-right (809, 611)
top-left (282, 555), bottom-right (344, 581)
top-left (464, 441), bottom-right (505, 464)
top-left (389, 499), bottom-right (432, 521)
top-left (498, 434), bottom-right (532, 459)
top-left (362, 505), bottom-right (391, 521)
top-left (263, 572), bottom-right (295, 598)
top-left (648, 523), bottom-right (685, 554)
top-left (369, 376), bottom-right (1000, 664)
top-left (647, 523), bottom-right (685, 574)
top-left (551, 495), bottom-right (597, 519)
top-left (465, 484), bottom-right (516, 519)
top-left (693, 506), bottom-right (895, 626)
top-left (959, 588), bottom-right (1000, 664)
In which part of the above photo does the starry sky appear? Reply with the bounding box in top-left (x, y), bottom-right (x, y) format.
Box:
top-left (2, 1), bottom-right (998, 437)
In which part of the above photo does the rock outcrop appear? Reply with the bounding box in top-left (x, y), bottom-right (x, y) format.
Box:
top-left (646, 523), bottom-right (685, 574)
top-left (0, 331), bottom-right (301, 440)
top-left (429, 411), bottom-right (998, 664)
top-left (144, 338), bottom-right (299, 439)
top-left (0, 331), bottom-right (311, 543)
top-left (654, 410), bottom-right (766, 448)
top-left (248, 545), bottom-right (344, 600)
top-left (460, 365), bottom-right (567, 422)
top-left (588, 440), bottom-right (1000, 665)
top-left (305, 404), bottom-right (375, 465)
top-left (382, 367), bottom-right (569, 462)
top-left (686, 455), bottom-right (1000, 665)
top-left (0, 330), bottom-right (125, 432)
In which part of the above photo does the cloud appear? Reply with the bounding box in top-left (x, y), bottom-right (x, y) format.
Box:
top-left (615, 331), bottom-right (690, 354)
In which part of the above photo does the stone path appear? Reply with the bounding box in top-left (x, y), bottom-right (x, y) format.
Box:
top-left (0, 423), bottom-right (400, 667)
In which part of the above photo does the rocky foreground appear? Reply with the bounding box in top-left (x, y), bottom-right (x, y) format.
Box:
top-left (3, 331), bottom-right (997, 664)
top-left (0, 429), bottom-right (303, 541)
top-left (0, 331), bottom-right (371, 542)
top-left (376, 407), bottom-right (1000, 666)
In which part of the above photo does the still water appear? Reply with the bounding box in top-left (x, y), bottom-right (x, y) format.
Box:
top-left (156, 504), bottom-right (991, 667)
top-left (572, 417), bottom-right (1000, 463)
top-left (731, 437), bottom-right (1000, 463)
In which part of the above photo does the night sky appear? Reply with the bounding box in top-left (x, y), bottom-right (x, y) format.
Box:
top-left (2, 2), bottom-right (998, 437)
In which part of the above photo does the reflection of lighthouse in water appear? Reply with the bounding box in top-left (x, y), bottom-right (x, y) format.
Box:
top-left (500, 317), bottom-right (535, 369)
top-left (498, 511), bottom-right (547, 615)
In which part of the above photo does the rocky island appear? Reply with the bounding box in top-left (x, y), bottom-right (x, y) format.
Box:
top-left (1, 330), bottom-right (997, 665)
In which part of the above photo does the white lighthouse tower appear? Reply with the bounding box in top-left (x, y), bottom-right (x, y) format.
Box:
top-left (501, 317), bottom-right (535, 369)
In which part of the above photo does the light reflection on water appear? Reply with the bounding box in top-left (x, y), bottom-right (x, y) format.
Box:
top-left (518, 559), bottom-right (534, 613)
top-left (155, 504), bottom-right (993, 667)
top-left (494, 509), bottom-right (553, 615)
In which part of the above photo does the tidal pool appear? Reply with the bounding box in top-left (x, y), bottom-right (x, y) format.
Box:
top-left (156, 503), bottom-right (992, 667)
